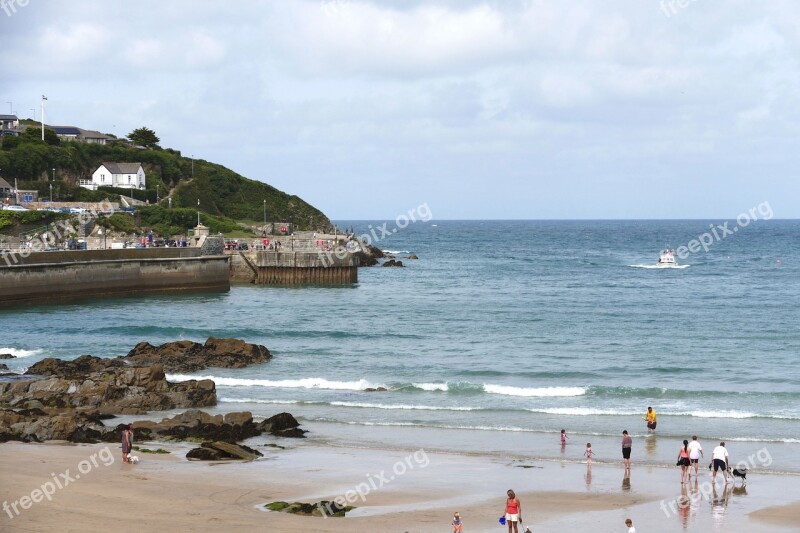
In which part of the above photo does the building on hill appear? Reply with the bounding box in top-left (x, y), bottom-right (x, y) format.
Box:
top-left (51, 126), bottom-right (114, 145)
top-left (83, 162), bottom-right (146, 191)
top-left (0, 115), bottom-right (19, 130)
top-left (0, 177), bottom-right (12, 199)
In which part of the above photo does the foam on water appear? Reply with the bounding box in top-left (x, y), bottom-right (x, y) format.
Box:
top-left (167, 375), bottom-right (384, 391)
top-left (484, 384), bottom-right (586, 397)
top-left (0, 348), bottom-right (43, 358)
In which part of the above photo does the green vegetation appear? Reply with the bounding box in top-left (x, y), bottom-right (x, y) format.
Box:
top-left (132, 446), bottom-right (170, 454)
top-left (127, 127), bottom-right (160, 149)
top-left (0, 210), bottom-right (62, 232)
top-left (0, 126), bottom-right (331, 234)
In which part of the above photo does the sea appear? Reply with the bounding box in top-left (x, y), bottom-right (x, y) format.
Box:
top-left (2, 220), bottom-right (799, 473)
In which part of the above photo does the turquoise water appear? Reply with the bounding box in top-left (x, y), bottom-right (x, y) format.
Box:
top-left (2, 220), bottom-right (799, 470)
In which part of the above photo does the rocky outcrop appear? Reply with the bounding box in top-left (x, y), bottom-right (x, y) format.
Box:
top-left (27, 355), bottom-right (124, 378)
top-left (354, 243), bottom-right (384, 267)
top-left (407, 254), bottom-right (419, 260)
top-left (124, 410), bottom-right (260, 443)
top-left (0, 354), bottom-right (16, 359)
top-left (123, 337), bottom-right (272, 372)
top-left (186, 441), bottom-right (263, 461)
top-left (0, 408), bottom-right (107, 443)
top-left (0, 364), bottom-right (7, 371)
top-left (1, 364), bottom-right (215, 414)
top-left (265, 500), bottom-right (355, 517)
top-left (382, 259), bottom-right (404, 267)
top-left (257, 412), bottom-right (307, 438)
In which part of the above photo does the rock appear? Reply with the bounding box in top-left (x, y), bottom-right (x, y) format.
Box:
top-left (0, 354), bottom-right (16, 359)
top-left (0, 408), bottom-right (106, 443)
top-left (354, 243), bottom-right (383, 267)
top-left (407, 254), bottom-right (419, 260)
top-left (26, 355), bottom-right (124, 378)
top-left (1, 364), bottom-right (216, 414)
top-left (186, 447), bottom-right (222, 460)
top-left (364, 387), bottom-right (388, 392)
top-left (186, 441), bottom-right (263, 461)
top-left (0, 364), bottom-right (7, 371)
top-left (265, 500), bottom-right (354, 517)
top-left (382, 259), bottom-right (404, 267)
top-left (272, 427), bottom-right (307, 438)
top-left (122, 337), bottom-right (272, 373)
top-left (104, 410), bottom-right (261, 443)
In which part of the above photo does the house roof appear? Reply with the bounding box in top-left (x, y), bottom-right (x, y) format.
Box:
top-left (100, 162), bottom-right (143, 174)
top-left (0, 115), bottom-right (18, 121)
top-left (79, 128), bottom-right (113, 140)
top-left (52, 126), bottom-right (81, 135)
top-left (0, 177), bottom-right (12, 189)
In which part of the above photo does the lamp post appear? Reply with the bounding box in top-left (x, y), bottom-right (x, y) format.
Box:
top-left (263, 199), bottom-right (266, 227)
top-left (156, 185), bottom-right (159, 204)
top-left (49, 182), bottom-right (52, 202)
top-left (197, 198), bottom-right (200, 227)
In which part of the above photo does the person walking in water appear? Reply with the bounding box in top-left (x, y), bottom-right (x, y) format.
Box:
top-left (688, 435), bottom-right (704, 478)
top-left (560, 429), bottom-right (569, 446)
top-left (622, 430), bottom-right (632, 471)
top-left (678, 439), bottom-right (691, 483)
top-left (585, 442), bottom-right (595, 464)
top-left (504, 489), bottom-right (522, 533)
top-left (645, 406), bottom-right (657, 433)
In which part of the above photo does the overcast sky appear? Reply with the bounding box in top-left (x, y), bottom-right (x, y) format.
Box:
top-left (2, 0), bottom-right (798, 219)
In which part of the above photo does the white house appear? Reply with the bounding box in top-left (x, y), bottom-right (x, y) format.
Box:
top-left (87, 162), bottom-right (146, 190)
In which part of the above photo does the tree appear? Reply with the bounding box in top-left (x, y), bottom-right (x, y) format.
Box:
top-left (127, 127), bottom-right (160, 148)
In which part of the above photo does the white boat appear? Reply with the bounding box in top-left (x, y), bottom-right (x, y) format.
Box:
top-left (658, 249), bottom-right (676, 265)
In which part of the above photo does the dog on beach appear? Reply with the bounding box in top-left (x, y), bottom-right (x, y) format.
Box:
top-left (130, 456), bottom-right (139, 464)
top-left (707, 463), bottom-right (747, 484)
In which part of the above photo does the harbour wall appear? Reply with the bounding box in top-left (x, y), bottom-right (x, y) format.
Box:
top-left (0, 249), bottom-right (230, 307)
top-left (230, 250), bottom-right (358, 284)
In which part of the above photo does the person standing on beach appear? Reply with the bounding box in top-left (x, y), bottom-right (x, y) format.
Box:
top-left (452, 511), bottom-right (463, 532)
top-left (622, 430), bottom-right (632, 470)
top-left (625, 518), bottom-right (636, 532)
top-left (712, 442), bottom-right (730, 484)
top-left (688, 435), bottom-right (703, 478)
top-left (121, 424), bottom-right (133, 464)
top-left (504, 489), bottom-right (522, 533)
top-left (645, 406), bottom-right (657, 433)
top-left (560, 429), bottom-right (569, 446)
top-left (678, 439), bottom-right (691, 483)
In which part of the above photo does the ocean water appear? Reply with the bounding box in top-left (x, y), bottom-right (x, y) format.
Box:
top-left (2, 220), bottom-right (799, 471)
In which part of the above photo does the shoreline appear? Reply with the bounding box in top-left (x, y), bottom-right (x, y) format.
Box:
top-left (2, 439), bottom-right (799, 532)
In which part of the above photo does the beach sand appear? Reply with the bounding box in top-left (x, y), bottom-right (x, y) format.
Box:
top-left (1, 440), bottom-right (798, 532)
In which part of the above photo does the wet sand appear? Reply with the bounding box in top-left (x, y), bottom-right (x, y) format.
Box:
top-left (1, 440), bottom-right (798, 532)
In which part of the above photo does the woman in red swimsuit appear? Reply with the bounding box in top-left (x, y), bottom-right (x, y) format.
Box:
top-left (504, 489), bottom-right (522, 533)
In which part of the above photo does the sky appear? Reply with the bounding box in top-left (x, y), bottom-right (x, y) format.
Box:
top-left (1, 0), bottom-right (799, 219)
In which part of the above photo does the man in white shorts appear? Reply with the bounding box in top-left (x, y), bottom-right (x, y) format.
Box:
top-left (688, 435), bottom-right (703, 478)
top-left (711, 442), bottom-right (730, 484)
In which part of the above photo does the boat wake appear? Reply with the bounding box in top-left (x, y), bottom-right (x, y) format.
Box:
top-left (629, 264), bottom-right (690, 269)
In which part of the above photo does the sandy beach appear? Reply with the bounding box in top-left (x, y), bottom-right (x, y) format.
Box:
top-left (2, 439), bottom-right (799, 532)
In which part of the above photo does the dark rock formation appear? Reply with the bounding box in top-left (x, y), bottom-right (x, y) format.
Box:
top-left (186, 440), bottom-right (263, 461)
top-left (0, 354), bottom-right (16, 359)
top-left (382, 259), bottom-right (404, 267)
top-left (0, 408), bottom-right (107, 443)
top-left (257, 412), bottom-right (307, 438)
top-left (125, 409), bottom-right (260, 443)
top-left (1, 364), bottom-right (215, 414)
top-left (0, 364), bottom-right (7, 371)
top-left (265, 500), bottom-right (355, 517)
top-left (27, 355), bottom-right (124, 378)
top-left (364, 387), bottom-right (388, 392)
top-left (354, 243), bottom-right (384, 267)
top-left (407, 254), bottom-right (419, 260)
top-left (123, 337), bottom-right (272, 373)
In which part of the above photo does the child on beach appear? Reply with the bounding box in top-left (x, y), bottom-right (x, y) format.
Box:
top-left (625, 518), bottom-right (636, 532)
top-left (452, 512), bottom-right (463, 532)
top-left (560, 429), bottom-right (569, 445)
top-left (584, 442), bottom-right (594, 464)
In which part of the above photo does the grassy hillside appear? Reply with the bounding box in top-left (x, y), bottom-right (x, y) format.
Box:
top-left (0, 128), bottom-right (332, 232)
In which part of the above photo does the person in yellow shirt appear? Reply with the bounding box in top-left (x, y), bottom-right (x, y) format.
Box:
top-left (645, 406), bottom-right (657, 433)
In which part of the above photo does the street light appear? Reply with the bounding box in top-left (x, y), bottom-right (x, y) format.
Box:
top-left (49, 183), bottom-right (52, 202)
top-left (156, 185), bottom-right (159, 204)
top-left (263, 199), bottom-right (266, 226)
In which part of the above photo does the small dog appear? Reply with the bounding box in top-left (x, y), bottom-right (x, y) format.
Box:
top-left (708, 463), bottom-right (748, 484)
top-left (731, 467), bottom-right (747, 484)
top-left (130, 456), bottom-right (139, 464)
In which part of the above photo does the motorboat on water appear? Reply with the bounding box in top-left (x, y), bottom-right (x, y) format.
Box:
top-left (658, 249), bottom-right (677, 265)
